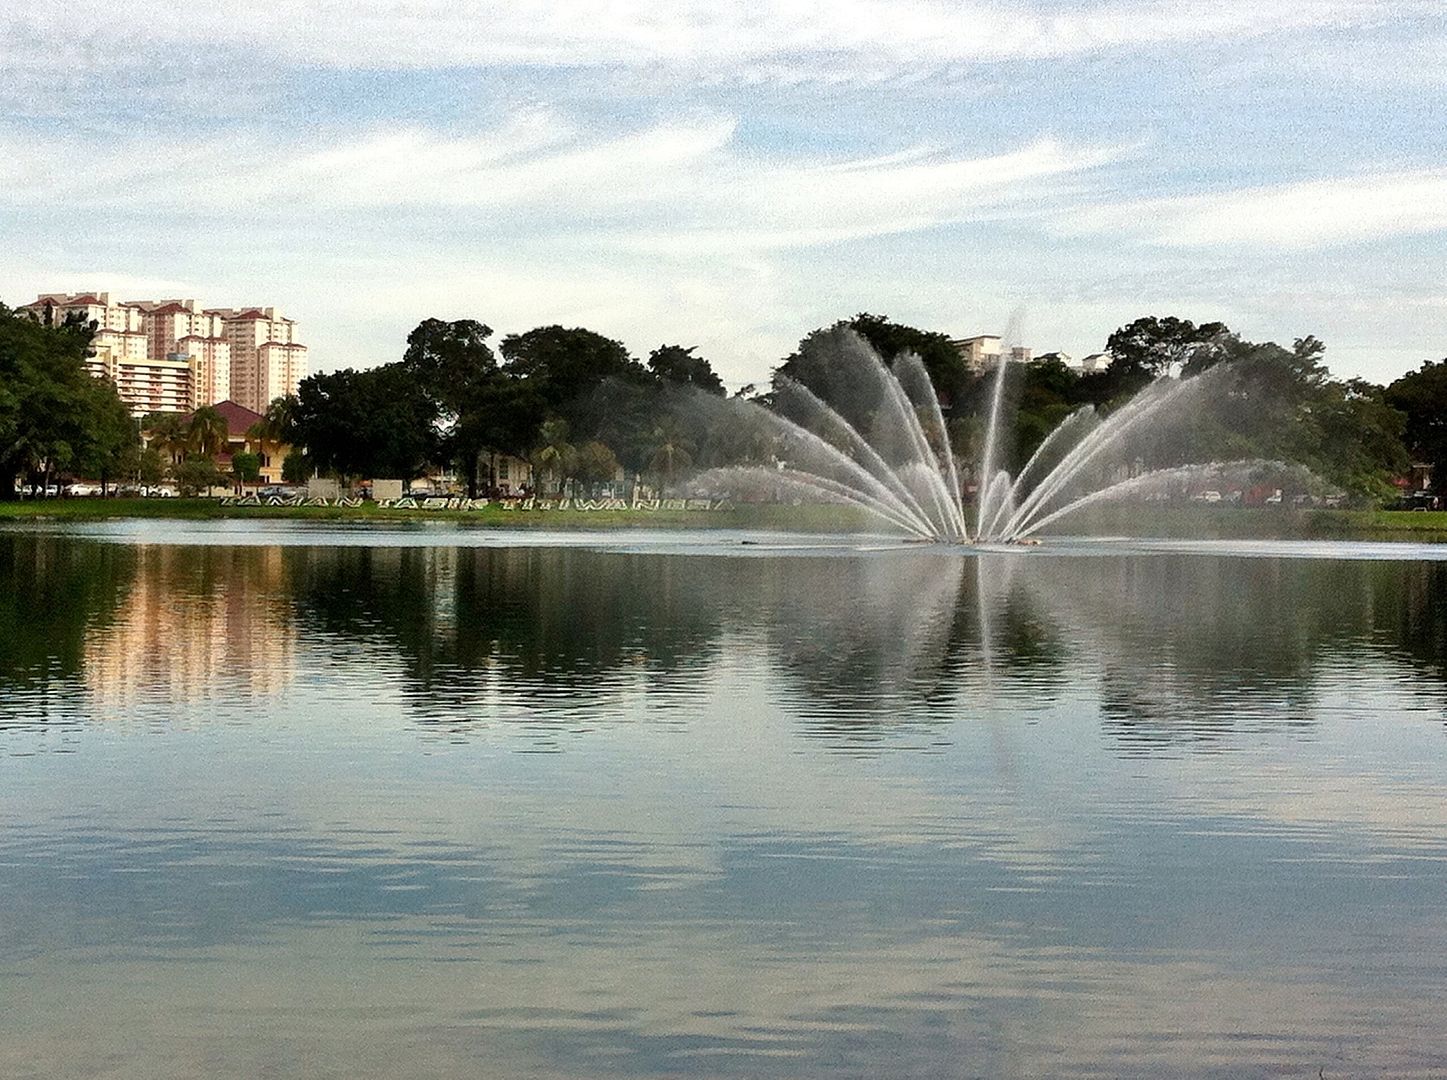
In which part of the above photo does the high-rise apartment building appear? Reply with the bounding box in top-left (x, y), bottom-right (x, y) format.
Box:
top-left (20, 291), bottom-right (309, 416)
top-left (23, 293), bottom-right (149, 383)
top-left (133, 299), bottom-right (227, 360)
top-left (171, 335), bottom-right (232, 406)
top-left (207, 307), bottom-right (308, 413)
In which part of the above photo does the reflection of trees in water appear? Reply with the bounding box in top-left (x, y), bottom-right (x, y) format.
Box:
top-left (282, 547), bottom-right (980, 743)
top-left (751, 554), bottom-right (968, 744)
top-left (1389, 561), bottom-right (1447, 682)
top-left (15, 534), bottom-right (1440, 754)
top-left (997, 556), bottom-right (1447, 753)
top-left (0, 535), bottom-right (136, 701)
top-left (283, 547), bottom-right (730, 712)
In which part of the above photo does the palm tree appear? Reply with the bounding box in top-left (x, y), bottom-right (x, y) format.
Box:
top-left (646, 423), bottom-right (696, 498)
top-left (248, 395), bottom-right (295, 447)
top-left (246, 395), bottom-right (297, 480)
top-left (187, 406), bottom-right (229, 459)
top-left (143, 412), bottom-right (190, 467)
top-left (529, 418), bottom-right (575, 495)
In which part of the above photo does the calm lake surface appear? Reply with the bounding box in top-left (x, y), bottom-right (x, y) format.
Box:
top-left (3, 522), bottom-right (1446, 1079)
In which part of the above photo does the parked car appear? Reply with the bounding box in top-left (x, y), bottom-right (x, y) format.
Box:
top-left (1191, 490), bottom-right (1223, 504)
top-left (142, 484), bottom-right (178, 498)
top-left (64, 482), bottom-right (101, 497)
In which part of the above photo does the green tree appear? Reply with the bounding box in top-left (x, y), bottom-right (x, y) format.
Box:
top-left (573, 440), bottom-right (622, 489)
top-left (847, 313), bottom-right (974, 411)
top-left (529, 418), bottom-right (577, 493)
top-left (645, 423), bottom-right (696, 497)
top-left (1110, 315), bottom-right (1232, 378)
top-left (71, 380), bottom-right (139, 494)
top-left (775, 314), bottom-right (974, 415)
top-left (401, 318), bottom-right (511, 497)
top-left (291, 364), bottom-right (441, 481)
top-left (500, 325), bottom-right (648, 436)
top-left (1011, 356), bottom-right (1082, 471)
top-left (143, 412), bottom-right (190, 465)
top-left (1386, 359), bottom-right (1447, 494)
top-left (1082, 315), bottom-right (1231, 405)
top-left (249, 394), bottom-right (297, 446)
top-left (172, 454), bottom-right (224, 495)
top-left (281, 451), bottom-right (309, 485)
top-left (187, 406), bottom-right (229, 458)
top-left (648, 345), bottom-right (725, 395)
top-left (230, 451), bottom-right (263, 486)
top-left (0, 304), bottom-right (137, 499)
top-left (137, 447), bottom-right (166, 485)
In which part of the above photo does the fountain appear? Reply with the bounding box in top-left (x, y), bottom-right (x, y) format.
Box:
top-left (686, 327), bottom-right (1307, 543)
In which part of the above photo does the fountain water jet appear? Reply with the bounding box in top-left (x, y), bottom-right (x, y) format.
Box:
top-left (685, 328), bottom-right (1314, 543)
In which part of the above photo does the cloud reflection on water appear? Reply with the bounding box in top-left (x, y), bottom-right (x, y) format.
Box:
top-left (2, 532), bottom-right (1447, 1077)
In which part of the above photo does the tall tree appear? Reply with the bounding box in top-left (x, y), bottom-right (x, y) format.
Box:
top-left (500, 325), bottom-right (648, 420)
top-left (402, 318), bottom-right (505, 497)
top-left (143, 412), bottom-right (191, 465)
top-left (1108, 315), bottom-right (1232, 378)
top-left (775, 314), bottom-right (974, 414)
top-left (648, 345), bottom-right (725, 395)
top-left (847, 313), bottom-right (974, 410)
top-left (1386, 359), bottom-right (1447, 493)
top-left (0, 303), bottom-right (137, 499)
top-left (291, 364), bottom-right (442, 481)
top-left (187, 406), bottom-right (229, 458)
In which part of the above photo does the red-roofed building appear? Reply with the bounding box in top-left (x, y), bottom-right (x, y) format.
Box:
top-left (181, 400), bottom-right (291, 485)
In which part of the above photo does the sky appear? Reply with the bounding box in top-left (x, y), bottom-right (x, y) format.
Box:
top-left (2, 1), bottom-right (1445, 389)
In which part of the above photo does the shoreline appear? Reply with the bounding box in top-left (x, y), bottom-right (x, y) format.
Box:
top-left (2, 498), bottom-right (1447, 541)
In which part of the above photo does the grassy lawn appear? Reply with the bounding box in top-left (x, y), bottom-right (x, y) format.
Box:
top-left (3, 498), bottom-right (1446, 541)
top-left (1050, 504), bottom-right (1447, 541)
top-left (0, 497), bottom-right (875, 532)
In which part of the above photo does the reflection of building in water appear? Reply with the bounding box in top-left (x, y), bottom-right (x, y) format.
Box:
top-left (86, 547), bottom-right (296, 705)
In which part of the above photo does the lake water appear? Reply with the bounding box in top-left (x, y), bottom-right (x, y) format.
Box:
top-left (3, 522), bottom-right (1446, 1079)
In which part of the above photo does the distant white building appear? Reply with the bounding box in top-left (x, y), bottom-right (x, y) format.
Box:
top-left (1075, 353), bottom-right (1113, 374)
top-left (951, 334), bottom-right (1001, 373)
top-left (951, 334), bottom-right (1034, 373)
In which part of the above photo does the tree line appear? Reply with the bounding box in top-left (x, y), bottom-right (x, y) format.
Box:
top-left (3, 301), bottom-right (1445, 502)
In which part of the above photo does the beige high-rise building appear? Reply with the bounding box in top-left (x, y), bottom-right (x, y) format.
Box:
top-left (22, 292), bottom-right (148, 382)
top-left (255, 341), bottom-right (308, 411)
top-left (171, 334), bottom-right (232, 408)
top-left (951, 334), bottom-right (1002, 373)
top-left (23, 291), bottom-right (144, 334)
top-left (116, 356), bottom-right (192, 415)
top-left (950, 335), bottom-right (1032, 373)
top-left (208, 306), bottom-right (309, 412)
top-left (132, 298), bottom-right (227, 360)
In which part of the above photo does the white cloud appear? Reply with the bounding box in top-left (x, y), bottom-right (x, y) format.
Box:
top-left (0, 113), bottom-right (1124, 251)
top-left (1062, 169), bottom-right (1447, 249)
top-left (3, 0), bottom-right (1431, 79)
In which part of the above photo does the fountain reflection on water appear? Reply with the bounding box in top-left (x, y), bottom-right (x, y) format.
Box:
top-left (692, 328), bottom-right (1303, 543)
